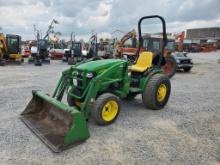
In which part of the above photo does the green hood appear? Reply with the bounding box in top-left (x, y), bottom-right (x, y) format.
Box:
top-left (75, 59), bottom-right (126, 72)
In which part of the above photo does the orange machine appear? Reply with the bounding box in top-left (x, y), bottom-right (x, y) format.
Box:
top-left (200, 43), bottom-right (216, 52)
top-left (175, 31), bottom-right (185, 51)
top-left (114, 29), bottom-right (137, 58)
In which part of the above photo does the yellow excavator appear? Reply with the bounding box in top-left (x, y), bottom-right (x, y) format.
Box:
top-left (113, 29), bottom-right (137, 58)
top-left (0, 33), bottom-right (23, 66)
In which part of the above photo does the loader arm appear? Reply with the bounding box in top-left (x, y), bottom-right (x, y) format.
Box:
top-left (52, 60), bottom-right (130, 118)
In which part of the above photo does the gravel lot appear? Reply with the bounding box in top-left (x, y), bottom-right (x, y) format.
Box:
top-left (0, 51), bottom-right (220, 165)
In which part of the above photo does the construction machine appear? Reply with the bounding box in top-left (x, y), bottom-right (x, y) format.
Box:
top-left (200, 43), bottom-right (217, 52)
top-left (97, 39), bottom-right (114, 59)
top-left (113, 29), bottom-right (137, 60)
top-left (67, 42), bottom-right (83, 65)
top-left (49, 42), bottom-right (65, 60)
top-left (20, 15), bottom-right (171, 152)
top-left (0, 33), bottom-right (23, 66)
top-left (65, 34), bottom-right (99, 65)
top-left (86, 34), bottom-right (98, 59)
top-left (29, 19), bottom-right (59, 65)
top-left (28, 39), bottom-right (50, 65)
top-left (174, 31), bottom-right (185, 52)
top-left (49, 34), bottom-right (67, 60)
top-left (63, 32), bottom-right (84, 65)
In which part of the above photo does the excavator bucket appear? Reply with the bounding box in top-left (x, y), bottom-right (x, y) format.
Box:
top-left (20, 90), bottom-right (90, 152)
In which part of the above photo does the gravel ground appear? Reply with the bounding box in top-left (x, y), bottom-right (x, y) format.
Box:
top-left (0, 51), bottom-right (220, 165)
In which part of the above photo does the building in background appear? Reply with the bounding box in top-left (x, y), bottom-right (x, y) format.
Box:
top-left (186, 27), bottom-right (220, 48)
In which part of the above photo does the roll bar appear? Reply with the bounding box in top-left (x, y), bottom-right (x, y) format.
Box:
top-left (136, 15), bottom-right (167, 67)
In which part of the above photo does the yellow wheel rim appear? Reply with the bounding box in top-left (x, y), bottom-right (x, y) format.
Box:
top-left (101, 100), bottom-right (118, 122)
top-left (157, 84), bottom-right (167, 102)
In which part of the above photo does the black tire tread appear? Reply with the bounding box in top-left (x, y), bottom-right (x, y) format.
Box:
top-left (184, 67), bottom-right (191, 72)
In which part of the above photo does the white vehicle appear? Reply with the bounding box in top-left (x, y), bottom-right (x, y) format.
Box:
top-left (31, 46), bottom-right (38, 54)
top-left (49, 48), bottom-right (64, 59)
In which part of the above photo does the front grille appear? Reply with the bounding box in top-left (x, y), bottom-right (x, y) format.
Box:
top-left (181, 60), bottom-right (190, 64)
top-left (65, 50), bottom-right (70, 54)
top-left (72, 70), bottom-right (87, 90)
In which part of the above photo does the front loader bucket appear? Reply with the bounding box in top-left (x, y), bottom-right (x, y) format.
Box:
top-left (20, 90), bottom-right (90, 152)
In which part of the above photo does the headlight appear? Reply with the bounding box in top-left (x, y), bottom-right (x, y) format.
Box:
top-left (86, 72), bottom-right (93, 78)
top-left (73, 71), bottom-right (79, 76)
top-left (73, 79), bottom-right (77, 85)
top-left (176, 59), bottom-right (180, 63)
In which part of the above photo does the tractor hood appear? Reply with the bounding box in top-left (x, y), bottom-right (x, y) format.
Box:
top-left (75, 59), bottom-right (126, 72)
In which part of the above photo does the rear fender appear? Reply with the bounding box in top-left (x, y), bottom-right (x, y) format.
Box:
top-left (139, 69), bottom-right (163, 91)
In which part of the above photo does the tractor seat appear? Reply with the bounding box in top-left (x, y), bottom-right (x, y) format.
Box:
top-left (131, 51), bottom-right (153, 72)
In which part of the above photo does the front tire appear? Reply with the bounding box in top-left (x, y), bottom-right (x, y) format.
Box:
top-left (34, 59), bottom-right (42, 66)
top-left (92, 93), bottom-right (120, 125)
top-left (142, 74), bottom-right (171, 110)
top-left (183, 67), bottom-right (191, 72)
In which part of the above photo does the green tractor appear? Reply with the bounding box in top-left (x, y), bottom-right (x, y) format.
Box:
top-left (20, 15), bottom-right (171, 152)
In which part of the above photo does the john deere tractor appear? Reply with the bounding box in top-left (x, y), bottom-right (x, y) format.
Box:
top-left (20, 15), bottom-right (171, 152)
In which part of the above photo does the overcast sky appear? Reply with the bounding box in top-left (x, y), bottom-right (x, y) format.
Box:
top-left (0, 0), bottom-right (220, 41)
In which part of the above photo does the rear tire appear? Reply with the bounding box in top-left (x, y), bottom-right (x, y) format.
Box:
top-left (142, 74), bottom-right (171, 110)
top-left (183, 67), bottom-right (191, 72)
top-left (162, 55), bottom-right (177, 78)
top-left (92, 93), bottom-right (120, 125)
